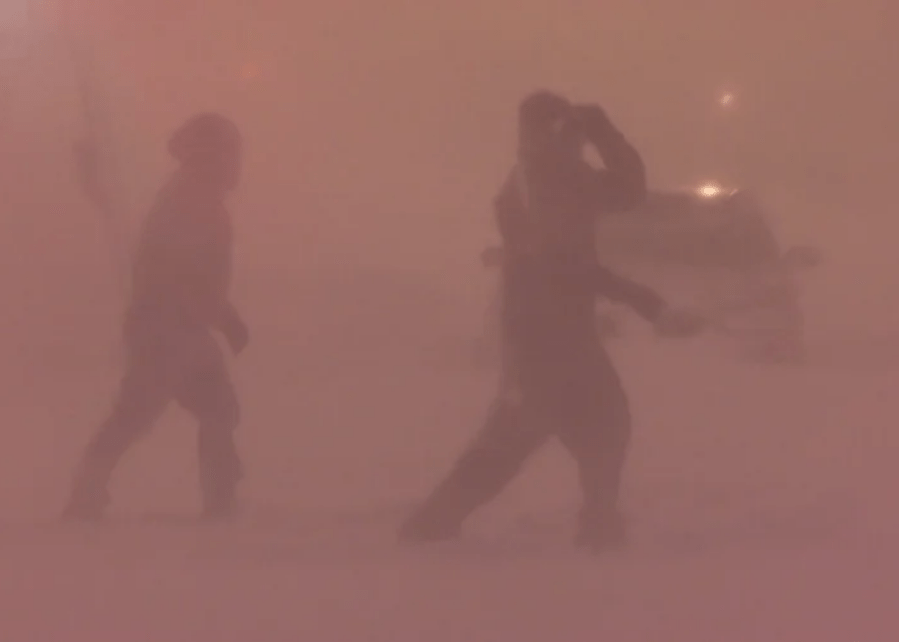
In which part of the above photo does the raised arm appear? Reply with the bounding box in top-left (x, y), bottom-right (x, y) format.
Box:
top-left (574, 105), bottom-right (647, 213)
top-left (587, 262), bottom-right (665, 322)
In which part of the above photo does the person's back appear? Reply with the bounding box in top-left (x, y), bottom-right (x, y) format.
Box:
top-left (126, 170), bottom-right (233, 344)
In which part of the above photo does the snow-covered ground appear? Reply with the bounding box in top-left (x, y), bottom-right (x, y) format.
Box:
top-left (2, 261), bottom-right (898, 641)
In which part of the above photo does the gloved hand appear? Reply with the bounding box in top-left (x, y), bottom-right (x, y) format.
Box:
top-left (219, 306), bottom-right (250, 355)
top-left (653, 306), bottom-right (706, 339)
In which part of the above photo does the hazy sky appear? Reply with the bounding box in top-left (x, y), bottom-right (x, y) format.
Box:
top-left (2, 0), bottom-right (897, 275)
top-left (78, 1), bottom-right (896, 192)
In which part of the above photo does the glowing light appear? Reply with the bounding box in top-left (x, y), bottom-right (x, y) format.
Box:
top-left (697, 182), bottom-right (723, 198)
top-left (718, 92), bottom-right (734, 107)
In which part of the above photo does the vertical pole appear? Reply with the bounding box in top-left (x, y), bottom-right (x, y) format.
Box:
top-left (61, 0), bottom-right (130, 303)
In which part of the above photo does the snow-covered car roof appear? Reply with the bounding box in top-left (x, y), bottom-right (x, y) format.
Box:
top-left (596, 184), bottom-right (784, 270)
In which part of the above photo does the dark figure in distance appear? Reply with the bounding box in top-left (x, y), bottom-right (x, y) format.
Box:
top-left (63, 113), bottom-right (249, 521)
top-left (399, 91), bottom-right (702, 551)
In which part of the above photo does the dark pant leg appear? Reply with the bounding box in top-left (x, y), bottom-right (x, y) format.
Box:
top-left (554, 354), bottom-right (632, 544)
top-left (400, 398), bottom-right (550, 539)
top-left (176, 362), bottom-right (242, 514)
top-left (66, 358), bottom-right (174, 515)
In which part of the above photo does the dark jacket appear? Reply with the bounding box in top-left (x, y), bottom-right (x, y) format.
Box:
top-left (494, 124), bottom-right (664, 379)
top-left (125, 171), bottom-right (234, 345)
